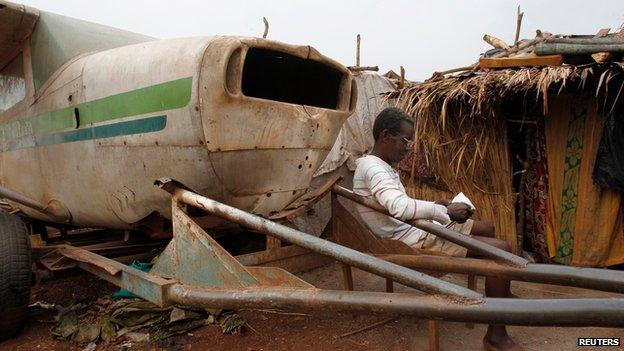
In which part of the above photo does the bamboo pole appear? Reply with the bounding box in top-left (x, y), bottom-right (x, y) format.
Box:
top-left (536, 42), bottom-right (624, 55)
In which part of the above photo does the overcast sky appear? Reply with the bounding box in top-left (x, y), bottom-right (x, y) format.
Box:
top-left (17, 0), bottom-right (624, 81)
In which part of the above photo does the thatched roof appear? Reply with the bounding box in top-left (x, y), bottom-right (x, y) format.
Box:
top-left (394, 62), bottom-right (624, 122)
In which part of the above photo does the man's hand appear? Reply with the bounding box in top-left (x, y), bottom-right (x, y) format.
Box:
top-left (446, 202), bottom-right (472, 223)
top-left (434, 199), bottom-right (451, 206)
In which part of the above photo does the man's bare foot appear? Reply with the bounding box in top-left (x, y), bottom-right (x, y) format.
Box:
top-left (483, 334), bottom-right (523, 351)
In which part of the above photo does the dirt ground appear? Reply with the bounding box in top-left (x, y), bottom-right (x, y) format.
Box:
top-left (1, 262), bottom-right (622, 351)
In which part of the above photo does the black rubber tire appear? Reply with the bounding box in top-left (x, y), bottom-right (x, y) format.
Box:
top-left (0, 212), bottom-right (31, 340)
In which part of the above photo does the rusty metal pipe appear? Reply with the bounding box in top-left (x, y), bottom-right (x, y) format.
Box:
top-left (0, 185), bottom-right (47, 212)
top-left (168, 284), bottom-right (624, 327)
top-left (155, 178), bottom-right (482, 298)
top-left (331, 185), bottom-right (528, 267)
top-left (377, 254), bottom-right (624, 294)
top-left (0, 185), bottom-right (70, 221)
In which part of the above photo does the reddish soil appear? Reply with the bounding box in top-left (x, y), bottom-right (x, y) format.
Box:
top-left (1, 263), bottom-right (622, 351)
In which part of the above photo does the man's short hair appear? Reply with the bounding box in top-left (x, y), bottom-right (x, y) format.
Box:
top-left (372, 107), bottom-right (413, 140)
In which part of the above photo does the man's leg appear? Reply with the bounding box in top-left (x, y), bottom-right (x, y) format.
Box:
top-left (468, 221), bottom-right (521, 351)
top-left (470, 220), bottom-right (495, 238)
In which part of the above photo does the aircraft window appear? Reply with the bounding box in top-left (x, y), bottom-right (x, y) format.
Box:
top-left (241, 48), bottom-right (342, 109)
top-left (0, 53), bottom-right (26, 112)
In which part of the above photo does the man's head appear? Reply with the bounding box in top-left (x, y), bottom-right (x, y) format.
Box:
top-left (371, 107), bottom-right (414, 165)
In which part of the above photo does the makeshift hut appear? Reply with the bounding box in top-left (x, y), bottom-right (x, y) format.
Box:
top-left (392, 30), bottom-right (624, 267)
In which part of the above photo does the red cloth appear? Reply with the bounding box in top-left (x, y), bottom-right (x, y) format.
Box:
top-left (523, 125), bottom-right (551, 262)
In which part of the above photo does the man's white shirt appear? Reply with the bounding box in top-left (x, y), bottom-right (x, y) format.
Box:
top-left (352, 155), bottom-right (451, 245)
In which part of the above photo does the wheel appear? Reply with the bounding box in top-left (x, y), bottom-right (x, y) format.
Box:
top-left (0, 212), bottom-right (31, 339)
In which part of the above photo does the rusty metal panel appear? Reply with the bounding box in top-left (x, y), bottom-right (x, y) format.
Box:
top-left (148, 197), bottom-right (315, 290)
top-left (246, 267), bottom-right (314, 289)
top-left (150, 200), bottom-right (259, 289)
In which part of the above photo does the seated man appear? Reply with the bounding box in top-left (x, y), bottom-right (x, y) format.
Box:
top-left (353, 107), bottom-right (521, 351)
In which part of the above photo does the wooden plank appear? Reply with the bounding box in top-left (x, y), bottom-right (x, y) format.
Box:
top-left (342, 264), bottom-right (354, 291)
top-left (331, 195), bottom-right (389, 254)
top-left (266, 236), bottom-right (281, 250)
top-left (385, 278), bottom-right (393, 293)
top-left (270, 173), bottom-right (341, 220)
top-left (57, 244), bottom-right (120, 275)
top-left (264, 252), bottom-right (332, 274)
top-left (428, 320), bottom-right (440, 351)
top-left (236, 245), bottom-right (331, 274)
top-left (479, 54), bottom-right (563, 68)
top-left (236, 245), bottom-right (310, 266)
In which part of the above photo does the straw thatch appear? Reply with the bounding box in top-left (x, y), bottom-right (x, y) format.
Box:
top-left (390, 62), bottom-right (624, 254)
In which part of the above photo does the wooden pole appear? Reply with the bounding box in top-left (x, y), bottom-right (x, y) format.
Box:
top-left (399, 66), bottom-right (405, 89)
top-left (483, 34), bottom-right (510, 50)
top-left (514, 5), bottom-right (524, 45)
top-left (356, 34), bottom-right (361, 67)
top-left (262, 17), bottom-right (269, 39)
top-left (428, 320), bottom-right (440, 351)
top-left (385, 278), bottom-right (394, 292)
top-left (342, 263), bottom-right (354, 291)
top-left (432, 63), bottom-right (478, 77)
top-left (536, 42), bottom-right (624, 55)
top-left (348, 65), bottom-right (378, 72)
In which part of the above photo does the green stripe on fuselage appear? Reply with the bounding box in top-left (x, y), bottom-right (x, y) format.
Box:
top-left (0, 115), bottom-right (167, 152)
top-left (38, 115), bottom-right (167, 146)
top-left (0, 76), bottom-right (192, 143)
top-left (78, 77), bottom-right (192, 125)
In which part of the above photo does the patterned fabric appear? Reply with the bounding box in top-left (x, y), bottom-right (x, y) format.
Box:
top-left (397, 150), bottom-right (436, 179)
top-left (523, 123), bottom-right (550, 262)
top-left (555, 103), bottom-right (587, 264)
top-left (397, 150), bottom-right (449, 191)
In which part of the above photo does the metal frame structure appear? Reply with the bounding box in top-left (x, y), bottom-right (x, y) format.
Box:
top-left (47, 178), bottom-right (624, 328)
